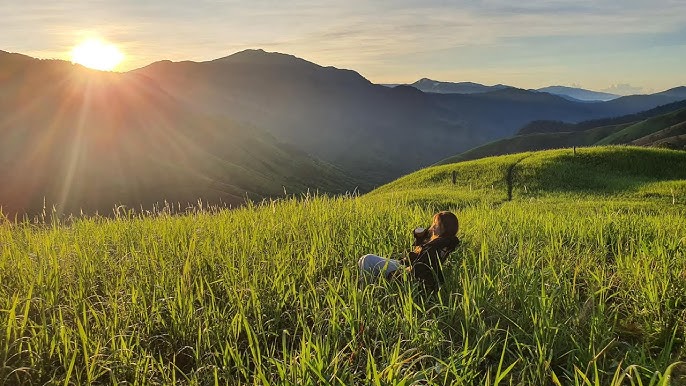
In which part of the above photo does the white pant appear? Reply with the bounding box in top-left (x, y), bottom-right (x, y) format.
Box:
top-left (358, 254), bottom-right (402, 281)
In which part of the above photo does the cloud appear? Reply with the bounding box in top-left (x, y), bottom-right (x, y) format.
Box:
top-left (2, 0), bottom-right (685, 88)
top-left (601, 84), bottom-right (645, 96)
top-left (5, 1), bottom-right (686, 60)
top-left (264, 0), bottom-right (686, 70)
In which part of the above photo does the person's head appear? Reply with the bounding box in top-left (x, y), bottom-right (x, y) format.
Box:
top-left (429, 211), bottom-right (459, 239)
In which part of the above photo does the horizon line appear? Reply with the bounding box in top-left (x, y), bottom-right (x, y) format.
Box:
top-left (2, 47), bottom-right (684, 95)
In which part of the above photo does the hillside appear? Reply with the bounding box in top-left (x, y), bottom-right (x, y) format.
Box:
top-left (435, 123), bottom-right (628, 164)
top-left (519, 98), bottom-right (686, 135)
top-left (631, 121), bottom-right (686, 149)
top-left (427, 86), bottom-right (686, 138)
top-left (0, 53), bottom-right (359, 216)
top-left (133, 50), bottom-right (483, 182)
top-left (133, 50), bottom-right (686, 182)
top-left (373, 146), bottom-right (686, 207)
top-left (595, 108), bottom-right (686, 145)
top-left (439, 107), bottom-right (686, 163)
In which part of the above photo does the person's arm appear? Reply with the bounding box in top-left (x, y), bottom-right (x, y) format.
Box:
top-left (402, 245), bottom-right (423, 266)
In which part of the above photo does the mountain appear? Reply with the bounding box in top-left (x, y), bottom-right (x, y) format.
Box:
top-left (600, 91), bottom-right (686, 115)
top-left (4, 48), bottom-right (686, 216)
top-left (0, 52), bottom-right (358, 216)
top-left (425, 86), bottom-right (686, 137)
top-left (437, 106), bottom-right (686, 164)
top-left (133, 50), bottom-right (491, 182)
top-left (134, 51), bottom-right (686, 182)
top-left (536, 86), bottom-right (620, 102)
top-left (409, 78), bottom-right (510, 94)
top-left (654, 86), bottom-right (686, 99)
top-left (405, 81), bottom-right (620, 102)
top-left (517, 99), bottom-right (686, 135)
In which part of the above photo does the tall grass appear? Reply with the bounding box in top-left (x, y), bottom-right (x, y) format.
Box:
top-left (1, 192), bottom-right (685, 385)
top-left (2, 147), bottom-right (686, 384)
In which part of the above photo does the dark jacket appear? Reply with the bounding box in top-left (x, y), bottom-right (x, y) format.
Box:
top-left (404, 236), bottom-right (460, 290)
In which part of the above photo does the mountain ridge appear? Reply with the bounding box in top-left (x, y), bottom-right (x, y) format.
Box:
top-left (536, 85), bottom-right (620, 101)
top-left (518, 99), bottom-right (686, 135)
top-left (0, 52), bottom-right (360, 216)
top-left (654, 86), bottom-right (686, 98)
top-left (4, 48), bottom-right (686, 216)
top-left (396, 77), bottom-right (684, 104)
top-left (409, 78), bottom-right (509, 94)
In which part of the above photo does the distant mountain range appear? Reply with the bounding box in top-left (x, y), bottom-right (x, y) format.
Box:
top-left (2, 48), bottom-right (685, 215)
top-left (407, 78), bottom-right (510, 94)
top-left (134, 51), bottom-right (686, 175)
top-left (536, 86), bottom-right (620, 102)
top-left (395, 79), bottom-right (636, 102)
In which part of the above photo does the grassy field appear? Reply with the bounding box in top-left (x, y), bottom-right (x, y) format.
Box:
top-left (1, 146), bottom-right (686, 385)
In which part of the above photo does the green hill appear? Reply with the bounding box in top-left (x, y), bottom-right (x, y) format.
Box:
top-left (595, 108), bottom-right (686, 145)
top-left (631, 120), bottom-right (686, 150)
top-left (374, 146), bottom-right (686, 207)
top-left (438, 108), bottom-right (686, 164)
top-left (436, 123), bottom-right (628, 164)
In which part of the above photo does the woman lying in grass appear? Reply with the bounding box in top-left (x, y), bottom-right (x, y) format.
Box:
top-left (358, 211), bottom-right (460, 290)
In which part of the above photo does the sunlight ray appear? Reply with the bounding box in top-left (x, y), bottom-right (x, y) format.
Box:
top-left (56, 76), bottom-right (91, 215)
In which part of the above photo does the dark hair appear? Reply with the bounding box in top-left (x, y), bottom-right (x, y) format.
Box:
top-left (432, 211), bottom-right (458, 238)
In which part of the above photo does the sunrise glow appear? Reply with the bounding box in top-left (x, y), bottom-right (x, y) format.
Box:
top-left (70, 38), bottom-right (124, 71)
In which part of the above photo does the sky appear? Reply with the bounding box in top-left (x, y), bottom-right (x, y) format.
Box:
top-left (2, 0), bottom-right (686, 94)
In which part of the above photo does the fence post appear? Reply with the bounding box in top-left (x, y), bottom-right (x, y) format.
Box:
top-left (451, 171), bottom-right (457, 185)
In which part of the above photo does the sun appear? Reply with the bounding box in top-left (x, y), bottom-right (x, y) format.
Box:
top-left (71, 38), bottom-right (124, 71)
